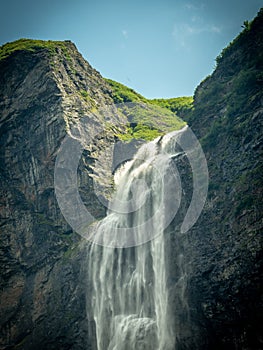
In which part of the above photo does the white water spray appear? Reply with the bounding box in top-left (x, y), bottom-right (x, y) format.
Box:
top-left (87, 129), bottom-right (188, 350)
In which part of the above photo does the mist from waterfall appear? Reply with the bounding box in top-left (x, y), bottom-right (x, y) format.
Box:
top-left (87, 129), bottom-right (187, 350)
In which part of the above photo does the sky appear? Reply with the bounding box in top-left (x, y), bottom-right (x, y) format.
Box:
top-left (0, 0), bottom-right (262, 98)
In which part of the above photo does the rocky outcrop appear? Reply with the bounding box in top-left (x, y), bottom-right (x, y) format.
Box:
top-left (165, 9), bottom-right (263, 349)
top-left (0, 40), bottom-right (126, 349)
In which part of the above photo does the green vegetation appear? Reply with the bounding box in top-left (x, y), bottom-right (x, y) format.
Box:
top-left (106, 78), bottom-right (193, 117)
top-left (0, 38), bottom-right (71, 61)
top-left (116, 102), bottom-right (186, 141)
top-left (118, 124), bottom-right (163, 141)
top-left (106, 78), bottom-right (148, 104)
top-left (215, 8), bottom-right (263, 67)
top-left (106, 78), bottom-right (188, 141)
top-left (234, 165), bottom-right (262, 216)
top-left (201, 119), bottom-right (225, 148)
top-left (150, 96), bottom-right (194, 119)
top-left (80, 90), bottom-right (89, 99)
top-left (126, 124), bottom-right (161, 141)
top-left (242, 20), bottom-right (252, 31)
top-left (226, 69), bottom-right (261, 120)
top-left (79, 90), bottom-right (98, 113)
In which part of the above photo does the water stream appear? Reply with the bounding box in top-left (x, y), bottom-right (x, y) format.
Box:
top-left (87, 129), bottom-right (185, 350)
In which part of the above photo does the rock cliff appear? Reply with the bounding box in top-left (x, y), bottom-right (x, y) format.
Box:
top-left (168, 9), bottom-right (262, 349)
top-left (0, 40), bottom-right (125, 349)
top-left (0, 8), bottom-right (262, 350)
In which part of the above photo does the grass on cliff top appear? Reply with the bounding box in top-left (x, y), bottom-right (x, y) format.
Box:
top-left (106, 78), bottom-right (148, 104)
top-left (106, 78), bottom-right (193, 115)
top-left (0, 38), bottom-right (71, 61)
top-left (105, 78), bottom-right (189, 141)
top-left (150, 96), bottom-right (194, 118)
top-left (117, 103), bottom-right (186, 141)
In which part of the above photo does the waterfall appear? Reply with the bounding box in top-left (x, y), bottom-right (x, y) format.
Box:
top-left (87, 128), bottom-right (186, 350)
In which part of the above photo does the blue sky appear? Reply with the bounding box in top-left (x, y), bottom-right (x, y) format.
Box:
top-left (0, 0), bottom-right (261, 98)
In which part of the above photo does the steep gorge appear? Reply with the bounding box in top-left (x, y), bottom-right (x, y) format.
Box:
top-left (0, 8), bottom-right (262, 350)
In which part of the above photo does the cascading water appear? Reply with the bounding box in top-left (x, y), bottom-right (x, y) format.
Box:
top-left (87, 129), bottom-right (186, 350)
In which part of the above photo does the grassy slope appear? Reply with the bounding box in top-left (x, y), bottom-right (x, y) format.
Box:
top-left (105, 78), bottom-right (191, 141)
top-left (150, 96), bottom-right (193, 119)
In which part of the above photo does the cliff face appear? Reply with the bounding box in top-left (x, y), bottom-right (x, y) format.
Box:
top-left (169, 9), bottom-right (262, 349)
top-left (0, 40), bottom-right (126, 349)
top-left (0, 9), bottom-right (262, 350)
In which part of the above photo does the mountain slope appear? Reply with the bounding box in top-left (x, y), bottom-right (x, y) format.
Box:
top-left (105, 78), bottom-right (191, 140)
top-left (0, 8), bottom-right (262, 350)
top-left (0, 39), bottom-right (122, 350)
top-left (172, 8), bottom-right (263, 349)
